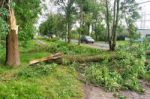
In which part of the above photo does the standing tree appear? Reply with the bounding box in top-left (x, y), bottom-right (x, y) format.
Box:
top-left (39, 14), bottom-right (66, 38)
top-left (0, 0), bottom-right (20, 66)
top-left (105, 0), bottom-right (140, 50)
top-left (105, 0), bottom-right (120, 51)
top-left (76, 0), bottom-right (101, 44)
top-left (75, 0), bottom-right (84, 45)
top-left (56, 0), bottom-right (76, 43)
top-left (121, 0), bottom-right (140, 45)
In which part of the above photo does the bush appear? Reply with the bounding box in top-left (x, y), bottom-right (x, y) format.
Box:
top-left (84, 49), bottom-right (145, 92)
top-left (85, 65), bottom-right (122, 91)
top-left (44, 40), bottom-right (101, 55)
top-left (39, 14), bottom-right (66, 37)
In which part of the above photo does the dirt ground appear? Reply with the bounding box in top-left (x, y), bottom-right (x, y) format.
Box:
top-left (84, 84), bottom-right (116, 99)
top-left (84, 81), bottom-right (150, 99)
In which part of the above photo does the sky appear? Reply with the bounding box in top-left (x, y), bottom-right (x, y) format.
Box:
top-left (136, 0), bottom-right (150, 29)
top-left (35, 0), bottom-right (150, 31)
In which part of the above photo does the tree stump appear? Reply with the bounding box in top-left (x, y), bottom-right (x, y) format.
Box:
top-left (6, 30), bottom-right (20, 66)
top-left (6, 8), bottom-right (20, 66)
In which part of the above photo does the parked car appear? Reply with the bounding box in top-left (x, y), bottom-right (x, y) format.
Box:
top-left (117, 35), bottom-right (128, 40)
top-left (81, 36), bottom-right (95, 44)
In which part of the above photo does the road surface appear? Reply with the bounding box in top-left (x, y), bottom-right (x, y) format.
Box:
top-left (63, 39), bottom-right (109, 50)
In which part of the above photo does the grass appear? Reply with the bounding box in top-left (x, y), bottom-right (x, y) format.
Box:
top-left (0, 40), bottom-right (83, 99)
top-left (117, 41), bottom-right (128, 46)
top-left (43, 39), bottom-right (102, 55)
top-left (0, 39), bottom-right (150, 98)
top-left (0, 64), bottom-right (82, 99)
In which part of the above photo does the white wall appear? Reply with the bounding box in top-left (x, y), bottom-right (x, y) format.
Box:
top-left (137, 29), bottom-right (150, 38)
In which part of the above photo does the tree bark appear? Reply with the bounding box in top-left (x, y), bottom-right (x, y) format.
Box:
top-left (65, 54), bottom-right (118, 64)
top-left (106, 0), bottom-right (120, 51)
top-left (6, 8), bottom-right (20, 66)
top-left (29, 53), bottom-right (63, 65)
top-left (105, 0), bottom-right (111, 50)
top-left (110, 0), bottom-right (117, 51)
top-left (67, 22), bottom-right (71, 43)
top-left (111, 0), bottom-right (120, 51)
top-left (78, 10), bottom-right (84, 45)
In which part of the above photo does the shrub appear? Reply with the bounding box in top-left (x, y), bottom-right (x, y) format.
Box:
top-left (85, 65), bottom-right (122, 91)
top-left (84, 49), bottom-right (145, 92)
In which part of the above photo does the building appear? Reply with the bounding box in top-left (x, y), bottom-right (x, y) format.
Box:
top-left (137, 29), bottom-right (150, 38)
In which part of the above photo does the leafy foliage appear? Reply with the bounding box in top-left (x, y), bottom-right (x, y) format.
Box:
top-left (94, 23), bottom-right (106, 41)
top-left (39, 14), bottom-right (66, 37)
top-left (0, 8), bottom-right (9, 41)
top-left (14, 0), bottom-right (40, 40)
top-left (44, 39), bottom-right (102, 55)
top-left (84, 50), bottom-right (145, 92)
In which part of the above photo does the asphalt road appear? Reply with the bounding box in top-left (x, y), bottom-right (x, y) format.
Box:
top-left (65, 39), bottom-right (109, 50)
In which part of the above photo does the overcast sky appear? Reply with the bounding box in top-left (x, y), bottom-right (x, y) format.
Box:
top-left (35, 0), bottom-right (150, 31)
top-left (136, 0), bottom-right (150, 29)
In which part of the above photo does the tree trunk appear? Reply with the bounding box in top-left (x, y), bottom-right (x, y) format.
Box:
top-left (6, 8), bottom-right (20, 66)
top-left (105, 0), bottom-right (111, 50)
top-left (110, 0), bottom-right (120, 51)
top-left (67, 23), bottom-right (71, 43)
top-left (78, 29), bottom-right (81, 45)
top-left (6, 30), bottom-right (20, 66)
top-left (67, 19), bottom-right (71, 43)
top-left (29, 53), bottom-right (63, 65)
top-left (78, 10), bottom-right (84, 45)
top-left (110, 0), bottom-right (117, 51)
top-left (87, 23), bottom-right (90, 36)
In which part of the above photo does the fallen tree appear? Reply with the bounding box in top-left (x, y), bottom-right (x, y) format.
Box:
top-left (29, 53), bottom-right (119, 65)
top-left (29, 53), bottom-right (63, 65)
top-left (64, 54), bottom-right (118, 64)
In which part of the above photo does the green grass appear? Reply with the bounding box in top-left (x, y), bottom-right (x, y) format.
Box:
top-left (0, 39), bottom-right (149, 98)
top-left (0, 40), bottom-right (83, 99)
top-left (0, 64), bottom-right (82, 99)
top-left (44, 39), bottom-right (102, 56)
top-left (117, 41), bottom-right (128, 46)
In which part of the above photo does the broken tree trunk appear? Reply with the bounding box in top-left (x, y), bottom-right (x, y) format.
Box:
top-left (64, 54), bottom-right (118, 64)
top-left (6, 8), bottom-right (20, 66)
top-left (29, 53), bottom-right (63, 65)
top-left (29, 53), bottom-right (119, 66)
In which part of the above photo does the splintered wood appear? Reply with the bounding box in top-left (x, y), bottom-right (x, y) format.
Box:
top-left (6, 7), bottom-right (20, 66)
top-left (29, 53), bottom-right (63, 65)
